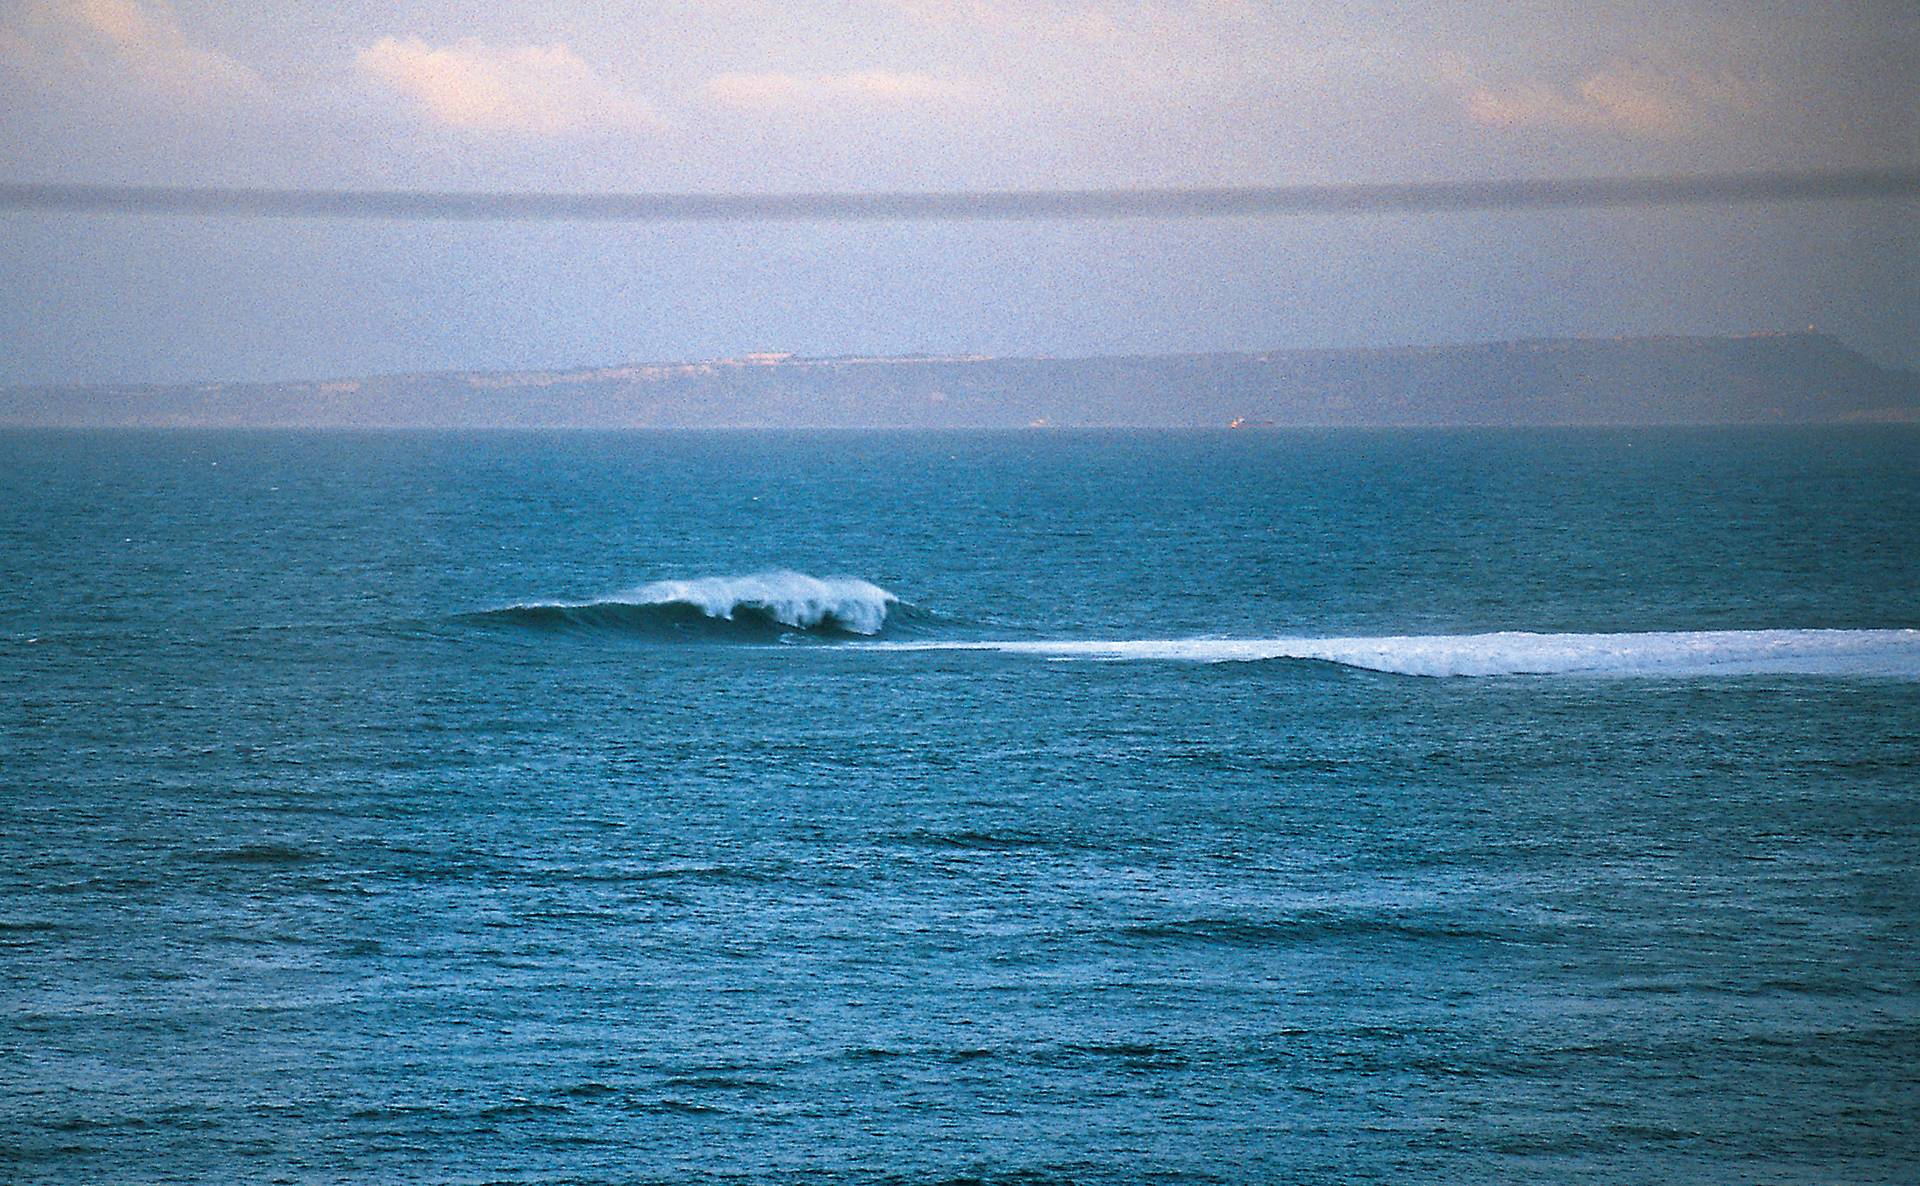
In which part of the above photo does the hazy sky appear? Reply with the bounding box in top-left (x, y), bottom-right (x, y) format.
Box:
top-left (1, 0), bottom-right (1915, 383)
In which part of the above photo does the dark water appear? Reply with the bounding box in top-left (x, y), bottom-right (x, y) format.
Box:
top-left (3, 428), bottom-right (1918, 1184)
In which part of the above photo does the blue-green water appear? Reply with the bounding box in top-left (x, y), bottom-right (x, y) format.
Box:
top-left (3, 428), bottom-right (1918, 1184)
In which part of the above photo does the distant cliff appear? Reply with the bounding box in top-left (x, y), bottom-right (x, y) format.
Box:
top-left (6, 332), bottom-right (1917, 428)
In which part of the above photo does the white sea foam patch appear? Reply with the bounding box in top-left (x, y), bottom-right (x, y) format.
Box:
top-left (603, 571), bottom-right (897, 634)
top-left (866, 629), bottom-right (1920, 678)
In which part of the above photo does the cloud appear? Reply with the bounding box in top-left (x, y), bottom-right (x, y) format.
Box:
top-left (356, 37), bottom-right (658, 135)
top-left (885, 0), bottom-right (1295, 47)
top-left (1448, 60), bottom-right (1757, 138)
top-left (705, 69), bottom-right (970, 110)
top-left (1, 0), bottom-right (260, 101)
top-left (886, 1), bottom-right (1123, 41)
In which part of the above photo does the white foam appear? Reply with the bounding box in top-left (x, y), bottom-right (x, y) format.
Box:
top-left (607, 571), bottom-right (897, 634)
top-left (865, 629), bottom-right (1920, 678)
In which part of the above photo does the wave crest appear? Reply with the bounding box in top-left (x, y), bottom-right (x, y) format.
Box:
top-left (469, 571), bottom-right (899, 638)
top-left (613, 572), bottom-right (897, 635)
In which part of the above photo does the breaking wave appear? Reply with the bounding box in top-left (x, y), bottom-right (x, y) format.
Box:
top-left (865, 629), bottom-right (1920, 678)
top-left (458, 575), bottom-right (1918, 677)
top-left (465, 571), bottom-right (904, 639)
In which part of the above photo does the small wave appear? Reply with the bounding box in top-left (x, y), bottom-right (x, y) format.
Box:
top-left (464, 570), bottom-right (901, 639)
top-left (898, 828), bottom-right (1061, 851)
top-left (864, 629), bottom-right (1920, 678)
top-left (1118, 913), bottom-right (1505, 945)
top-left (204, 843), bottom-right (313, 865)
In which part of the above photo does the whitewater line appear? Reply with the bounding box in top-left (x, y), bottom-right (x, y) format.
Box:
top-left (857, 629), bottom-right (1920, 678)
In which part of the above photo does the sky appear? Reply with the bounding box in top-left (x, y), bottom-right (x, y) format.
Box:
top-left (0, 0), bottom-right (1915, 384)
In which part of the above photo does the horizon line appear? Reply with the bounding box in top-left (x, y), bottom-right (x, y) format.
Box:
top-left (1, 167), bottom-right (1916, 222)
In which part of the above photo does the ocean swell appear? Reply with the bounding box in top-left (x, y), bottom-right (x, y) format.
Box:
top-left (866, 629), bottom-right (1920, 678)
top-left (467, 571), bottom-right (901, 638)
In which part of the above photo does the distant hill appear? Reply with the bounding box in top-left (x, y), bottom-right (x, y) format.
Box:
top-left (5, 332), bottom-right (1918, 428)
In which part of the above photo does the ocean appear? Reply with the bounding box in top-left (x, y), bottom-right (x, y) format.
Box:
top-left (2, 427), bottom-right (1917, 1184)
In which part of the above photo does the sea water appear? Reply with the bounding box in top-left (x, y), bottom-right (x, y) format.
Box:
top-left (2, 427), bottom-right (1917, 1184)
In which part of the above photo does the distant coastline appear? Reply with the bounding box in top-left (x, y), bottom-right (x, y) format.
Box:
top-left (5, 331), bottom-right (1917, 429)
